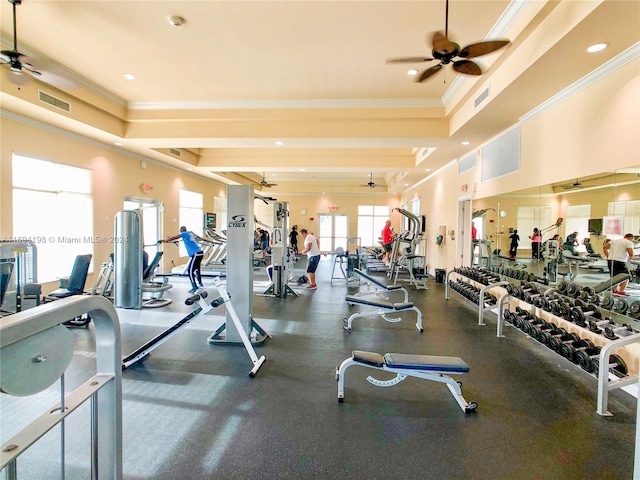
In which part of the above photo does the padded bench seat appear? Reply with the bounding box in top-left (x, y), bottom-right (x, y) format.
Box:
top-left (337, 350), bottom-right (477, 413)
top-left (353, 268), bottom-right (409, 302)
top-left (345, 295), bottom-right (413, 310)
top-left (344, 296), bottom-right (423, 332)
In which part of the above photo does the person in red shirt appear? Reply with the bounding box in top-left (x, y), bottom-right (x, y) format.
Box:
top-left (381, 220), bottom-right (395, 265)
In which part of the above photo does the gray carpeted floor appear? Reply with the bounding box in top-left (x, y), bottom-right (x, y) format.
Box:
top-left (1, 256), bottom-right (638, 479)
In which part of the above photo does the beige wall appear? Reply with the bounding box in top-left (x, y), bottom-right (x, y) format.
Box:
top-left (264, 194), bottom-right (401, 249)
top-left (0, 117), bottom-right (226, 292)
top-left (403, 58), bottom-right (639, 272)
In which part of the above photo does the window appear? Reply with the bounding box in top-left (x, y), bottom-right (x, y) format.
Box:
top-left (565, 204), bottom-right (591, 250)
top-left (357, 205), bottom-right (389, 247)
top-left (517, 206), bottom-right (551, 249)
top-left (318, 214), bottom-right (348, 252)
top-left (12, 154), bottom-right (93, 282)
top-left (124, 197), bottom-right (163, 260)
top-left (178, 189), bottom-right (203, 256)
top-left (608, 200), bottom-right (640, 238)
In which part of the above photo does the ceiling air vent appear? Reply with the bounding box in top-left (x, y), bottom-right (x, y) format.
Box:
top-left (169, 148), bottom-right (181, 157)
top-left (38, 91), bottom-right (70, 112)
top-left (474, 86), bottom-right (490, 108)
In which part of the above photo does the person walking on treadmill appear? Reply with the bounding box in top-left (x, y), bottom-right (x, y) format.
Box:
top-left (164, 226), bottom-right (205, 293)
top-left (300, 229), bottom-right (320, 290)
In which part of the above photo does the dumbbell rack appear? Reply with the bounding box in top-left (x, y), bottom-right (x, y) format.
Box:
top-left (498, 279), bottom-right (640, 416)
top-left (444, 267), bottom-right (509, 326)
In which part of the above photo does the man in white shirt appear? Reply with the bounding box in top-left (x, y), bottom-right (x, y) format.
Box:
top-left (300, 229), bottom-right (321, 290)
top-left (603, 233), bottom-right (634, 296)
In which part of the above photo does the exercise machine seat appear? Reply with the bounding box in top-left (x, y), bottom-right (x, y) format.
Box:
top-left (47, 254), bottom-right (92, 299)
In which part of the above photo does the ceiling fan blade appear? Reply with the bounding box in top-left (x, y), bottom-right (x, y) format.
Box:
top-left (3, 67), bottom-right (30, 85)
top-left (386, 56), bottom-right (434, 64)
top-left (416, 64), bottom-right (443, 82)
top-left (453, 60), bottom-right (482, 76)
top-left (432, 32), bottom-right (457, 56)
top-left (459, 40), bottom-right (510, 58)
top-left (30, 68), bottom-right (78, 89)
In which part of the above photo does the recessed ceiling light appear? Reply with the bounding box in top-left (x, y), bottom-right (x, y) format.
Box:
top-left (404, 183), bottom-right (409, 187)
top-left (187, 168), bottom-right (193, 171)
top-left (123, 73), bottom-right (136, 80)
top-left (114, 142), bottom-right (123, 146)
top-left (425, 168), bottom-right (431, 172)
top-left (275, 140), bottom-right (284, 146)
top-left (407, 69), bottom-right (418, 76)
top-left (300, 168), bottom-right (305, 172)
top-left (587, 43), bottom-right (608, 53)
top-left (461, 141), bottom-right (470, 145)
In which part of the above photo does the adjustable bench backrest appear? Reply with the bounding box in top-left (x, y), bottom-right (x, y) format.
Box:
top-left (354, 268), bottom-right (386, 289)
top-left (593, 273), bottom-right (631, 294)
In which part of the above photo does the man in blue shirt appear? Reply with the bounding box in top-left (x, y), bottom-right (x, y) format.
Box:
top-left (164, 226), bottom-right (205, 293)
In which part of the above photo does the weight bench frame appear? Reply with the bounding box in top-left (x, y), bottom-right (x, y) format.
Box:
top-left (336, 350), bottom-right (477, 413)
top-left (344, 295), bottom-right (423, 332)
top-left (352, 268), bottom-right (409, 302)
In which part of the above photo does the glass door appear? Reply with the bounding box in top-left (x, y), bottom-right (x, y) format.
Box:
top-left (123, 197), bottom-right (163, 261)
top-left (319, 214), bottom-right (348, 252)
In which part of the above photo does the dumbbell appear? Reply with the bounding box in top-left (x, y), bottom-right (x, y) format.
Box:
top-left (557, 281), bottom-right (569, 294)
top-left (532, 295), bottom-right (547, 309)
top-left (588, 318), bottom-right (615, 335)
top-left (527, 318), bottom-right (555, 342)
top-left (569, 303), bottom-right (602, 327)
top-left (556, 301), bottom-right (573, 321)
top-left (577, 286), bottom-right (596, 301)
top-left (540, 295), bottom-right (561, 313)
top-left (565, 283), bottom-right (581, 298)
top-left (574, 345), bottom-right (602, 373)
top-left (612, 297), bottom-right (629, 315)
top-left (511, 307), bottom-right (536, 330)
top-left (537, 324), bottom-right (564, 346)
top-left (601, 294), bottom-right (615, 310)
top-left (548, 330), bottom-right (581, 354)
top-left (515, 281), bottom-right (538, 300)
top-left (520, 315), bottom-right (543, 337)
top-left (603, 323), bottom-right (634, 340)
top-left (560, 338), bottom-right (595, 363)
top-left (591, 353), bottom-right (628, 377)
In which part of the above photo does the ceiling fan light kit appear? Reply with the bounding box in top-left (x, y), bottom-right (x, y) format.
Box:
top-left (386, 0), bottom-right (510, 82)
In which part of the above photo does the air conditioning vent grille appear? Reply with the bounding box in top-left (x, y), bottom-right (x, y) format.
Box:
top-left (169, 148), bottom-right (181, 156)
top-left (38, 91), bottom-right (70, 112)
top-left (474, 87), bottom-right (490, 108)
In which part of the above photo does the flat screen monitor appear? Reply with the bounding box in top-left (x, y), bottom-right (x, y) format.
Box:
top-left (588, 218), bottom-right (603, 235)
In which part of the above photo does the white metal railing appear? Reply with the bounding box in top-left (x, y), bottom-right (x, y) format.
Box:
top-left (1, 296), bottom-right (122, 479)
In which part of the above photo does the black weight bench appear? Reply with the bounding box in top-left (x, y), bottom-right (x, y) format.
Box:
top-left (593, 273), bottom-right (631, 294)
top-left (352, 268), bottom-right (409, 302)
top-left (344, 295), bottom-right (423, 332)
top-left (336, 350), bottom-right (477, 413)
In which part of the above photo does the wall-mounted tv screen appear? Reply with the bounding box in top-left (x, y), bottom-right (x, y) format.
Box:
top-left (588, 218), bottom-right (603, 235)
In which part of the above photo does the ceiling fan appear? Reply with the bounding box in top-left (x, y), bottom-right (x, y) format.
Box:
top-left (562, 179), bottom-right (584, 190)
top-left (1, 0), bottom-right (75, 88)
top-left (361, 172), bottom-right (385, 189)
top-left (386, 0), bottom-right (510, 82)
top-left (258, 173), bottom-right (278, 188)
